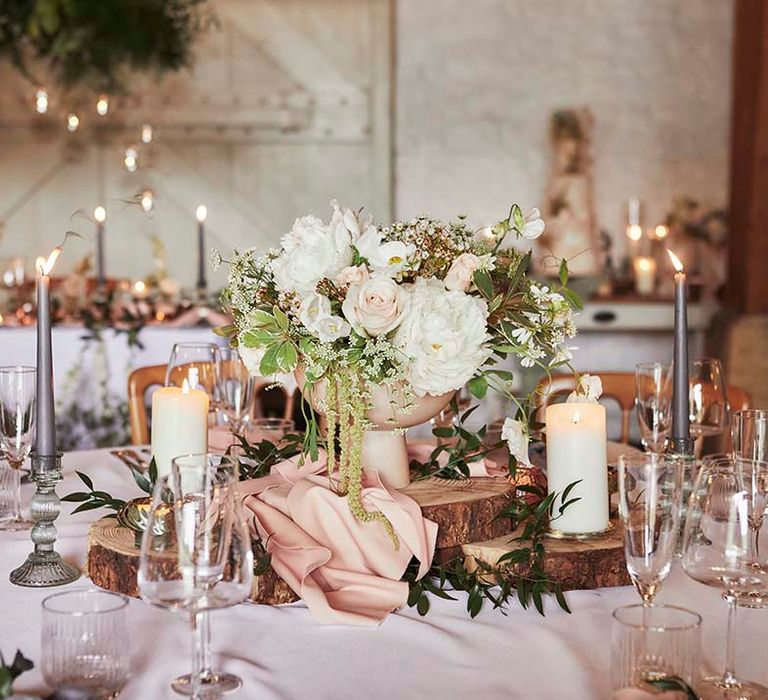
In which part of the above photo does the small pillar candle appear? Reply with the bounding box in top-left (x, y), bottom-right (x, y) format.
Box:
top-left (151, 379), bottom-right (209, 478)
top-left (545, 402), bottom-right (608, 535)
top-left (633, 256), bottom-right (657, 296)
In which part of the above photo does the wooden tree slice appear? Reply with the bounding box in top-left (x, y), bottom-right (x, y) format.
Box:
top-left (462, 519), bottom-right (630, 590)
top-left (86, 475), bottom-right (523, 604)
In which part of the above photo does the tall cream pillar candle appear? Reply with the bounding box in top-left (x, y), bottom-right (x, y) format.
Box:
top-left (151, 379), bottom-right (209, 478)
top-left (545, 402), bottom-right (608, 535)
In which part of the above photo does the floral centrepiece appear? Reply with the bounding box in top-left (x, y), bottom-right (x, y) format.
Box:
top-left (219, 201), bottom-right (579, 537)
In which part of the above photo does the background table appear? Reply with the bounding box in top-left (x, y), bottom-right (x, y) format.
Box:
top-left (2, 448), bottom-right (766, 699)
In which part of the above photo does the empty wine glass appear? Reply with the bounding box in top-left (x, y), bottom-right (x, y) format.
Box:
top-left (165, 343), bottom-right (220, 414)
top-left (138, 454), bottom-right (253, 699)
top-left (42, 588), bottom-right (130, 699)
top-left (732, 409), bottom-right (768, 463)
top-left (617, 453), bottom-right (683, 606)
top-left (0, 365), bottom-right (36, 530)
top-left (634, 363), bottom-right (672, 453)
top-left (682, 458), bottom-right (768, 699)
top-left (689, 358), bottom-right (729, 440)
top-left (216, 347), bottom-right (256, 435)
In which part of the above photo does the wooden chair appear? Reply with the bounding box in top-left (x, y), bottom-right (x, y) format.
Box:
top-left (127, 363), bottom-right (296, 445)
top-left (533, 372), bottom-right (752, 448)
top-left (534, 372), bottom-right (637, 444)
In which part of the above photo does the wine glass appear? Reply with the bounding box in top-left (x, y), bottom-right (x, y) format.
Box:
top-left (682, 458), bottom-right (768, 699)
top-left (689, 358), bottom-right (729, 440)
top-left (138, 454), bottom-right (253, 698)
top-left (42, 588), bottom-right (130, 699)
top-left (165, 342), bottom-right (220, 413)
top-left (0, 365), bottom-right (36, 530)
top-left (634, 363), bottom-right (672, 453)
top-left (216, 347), bottom-right (256, 435)
top-left (732, 409), bottom-right (768, 463)
top-left (617, 453), bottom-right (683, 606)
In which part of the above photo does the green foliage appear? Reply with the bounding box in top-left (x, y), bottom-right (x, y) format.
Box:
top-left (645, 677), bottom-right (698, 700)
top-left (0, 649), bottom-right (33, 699)
top-left (0, 0), bottom-right (213, 92)
top-left (227, 433), bottom-right (304, 481)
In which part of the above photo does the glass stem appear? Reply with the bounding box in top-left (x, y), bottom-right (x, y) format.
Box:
top-left (190, 613), bottom-right (205, 699)
top-left (199, 611), bottom-right (213, 681)
top-left (723, 592), bottom-right (739, 688)
top-left (10, 460), bottom-right (22, 522)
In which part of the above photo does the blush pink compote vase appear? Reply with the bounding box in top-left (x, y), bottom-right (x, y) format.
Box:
top-left (295, 368), bottom-right (453, 489)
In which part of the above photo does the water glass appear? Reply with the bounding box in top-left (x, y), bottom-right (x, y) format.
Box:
top-left (165, 342), bottom-right (220, 412)
top-left (617, 453), bottom-right (683, 605)
top-left (216, 347), bottom-right (256, 434)
top-left (612, 604), bottom-right (701, 694)
top-left (42, 588), bottom-right (130, 699)
top-left (634, 363), bottom-right (672, 453)
top-left (0, 365), bottom-right (36, 530)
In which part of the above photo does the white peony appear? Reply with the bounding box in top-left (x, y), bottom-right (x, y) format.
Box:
top-left (342, 276), bottom-right (408, 337)
top-left (444, 253), bottom-right (481, 292)
top-left (501, 418), bottom-right (530, 465)
top-left (393, 278), bottom-right (491, 396)
top-left (520, 207), bottom-right (545, 240)
top-left (356, 229), bottom-right (414, 277)
top-left (238, 340), bottom-right (267, 377)
top-left (566, 373), bottom-right (603, 403)
top-left (271, 212), bottom-right (353, 294)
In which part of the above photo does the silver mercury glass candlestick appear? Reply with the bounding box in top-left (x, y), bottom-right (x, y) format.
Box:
top-left (10, 248), bottom-right (79, 587)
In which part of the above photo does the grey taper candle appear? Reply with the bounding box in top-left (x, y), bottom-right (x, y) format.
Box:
top-left (196, 204), bottom-right (207, 291)
top-left (95, 206), bottom-right (106, 288)
top-left (36, 249), bottom-right (59, 457)
top-left (669, 250), bottom-right (690, 441)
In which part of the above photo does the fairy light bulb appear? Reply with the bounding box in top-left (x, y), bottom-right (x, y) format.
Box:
top-left (96, 95), bottom-right (109, 116)
top-left (124, 146), bottom-right (138, 173)
top-left (35, 88), bottom-right (48, 114)
top-left (141, 124), bottom-right (153, 144)
top-left (140, 190), bottom-right (154, 213)
top-left (66, 113), bottom-right (80, 132)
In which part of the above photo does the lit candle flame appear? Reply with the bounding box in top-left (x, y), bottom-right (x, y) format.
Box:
top-left (654, 224), bottom-right (668, 240)
top-left (637, 257), bottom-right (653, 272)
top-left (667, 249), bottom-right (684, 273)
top-left (94, 205), bottom-right (106, 223)
top-left (182, 378), bottom-right (190, 394)
top-left (196, 205), bottom-right (208, 223)
top-left (572, 410), bottom-right (581, 425)
top-left (37, 247), bottom-right (61, 276)
top-left (626, 224), bottom-right (643, 242)
top-left (133, 280), bottom-right (146, 294)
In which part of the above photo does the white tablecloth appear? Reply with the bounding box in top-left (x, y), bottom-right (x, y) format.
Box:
top-left (2, 449), bottom-right (765, 699)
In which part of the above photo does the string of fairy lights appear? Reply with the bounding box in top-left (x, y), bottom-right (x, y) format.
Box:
top-left (29, 85), bottom-right (207, 250)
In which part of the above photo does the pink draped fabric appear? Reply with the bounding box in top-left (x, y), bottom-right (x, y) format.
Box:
top-left (238, 451), bottom-right (438, 627)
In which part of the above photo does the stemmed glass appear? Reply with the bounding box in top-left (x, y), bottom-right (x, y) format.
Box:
top-left (732, 409), bottom-right (768, 463)
top-left (682, 458), bottom-right (768, 699)
top-left (689, 358), bottom-right (730, 440)
top-left (138, 454), bottom-right (253, 699)
top-left (216, 347), bottom-right (256, 435)
top-left (0, 366), bottom-right (36, 530)
top-left (634, 363), bottom-right (672, 453)
top-left (617, 453), bottom-right (684, 606)
top-left (165, 342), bottom-right (220, 415)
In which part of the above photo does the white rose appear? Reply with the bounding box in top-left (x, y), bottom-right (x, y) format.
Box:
top-left (271, 211), bottom-right (353, 294)
top-left (314, 315), bottom-right (351, 343)
top-left (336, 264), bottom-right (370, 287)
top-left (520, 207), bottom-right (545, 240)
top-left (566, 373), bottom-right (603, 403)
top-left (238, 341), bottom-right (267, 377)
top-left (393, 278), bottom-right (491, 396)
top-left (444, 253), bottom-right (481, 292)
top-left (501, 418), bottom-right (530, 465)
top-left (356, 229), bottom-right (413, 277)
top-left (342, 276), bottom-right (408, 337)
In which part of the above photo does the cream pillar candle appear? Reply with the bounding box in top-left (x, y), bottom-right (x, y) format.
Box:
top-left (545, 402), bottom-right (608, 535)
top-left (151, 379), bottom-right (209, 478)
top-left (633, 256), bottom-right (657, 296)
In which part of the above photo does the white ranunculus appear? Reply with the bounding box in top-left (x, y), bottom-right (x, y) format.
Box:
top-left (238, 341), bottom-right (267, 377)
top-left (314, 315), bottom-right (351, 343)
top-left (356, 229), bottom-right (413, 276)
top-left (394, 278), bottom-right (491, 396)
top-left (520, 207), bottom-right (545, 240)
top-left (342, 276), bottom-right (408, 337)
top-left (271, 212), bottom-right (353, 294)
top-left (444, 253), bottom-right (481, 292)
top-left (566, 373), bottom-right (603, 403)
top-left (501, 417), bottom-right (530, 465)
top-left (336, 264), bottom-right (370, 287)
